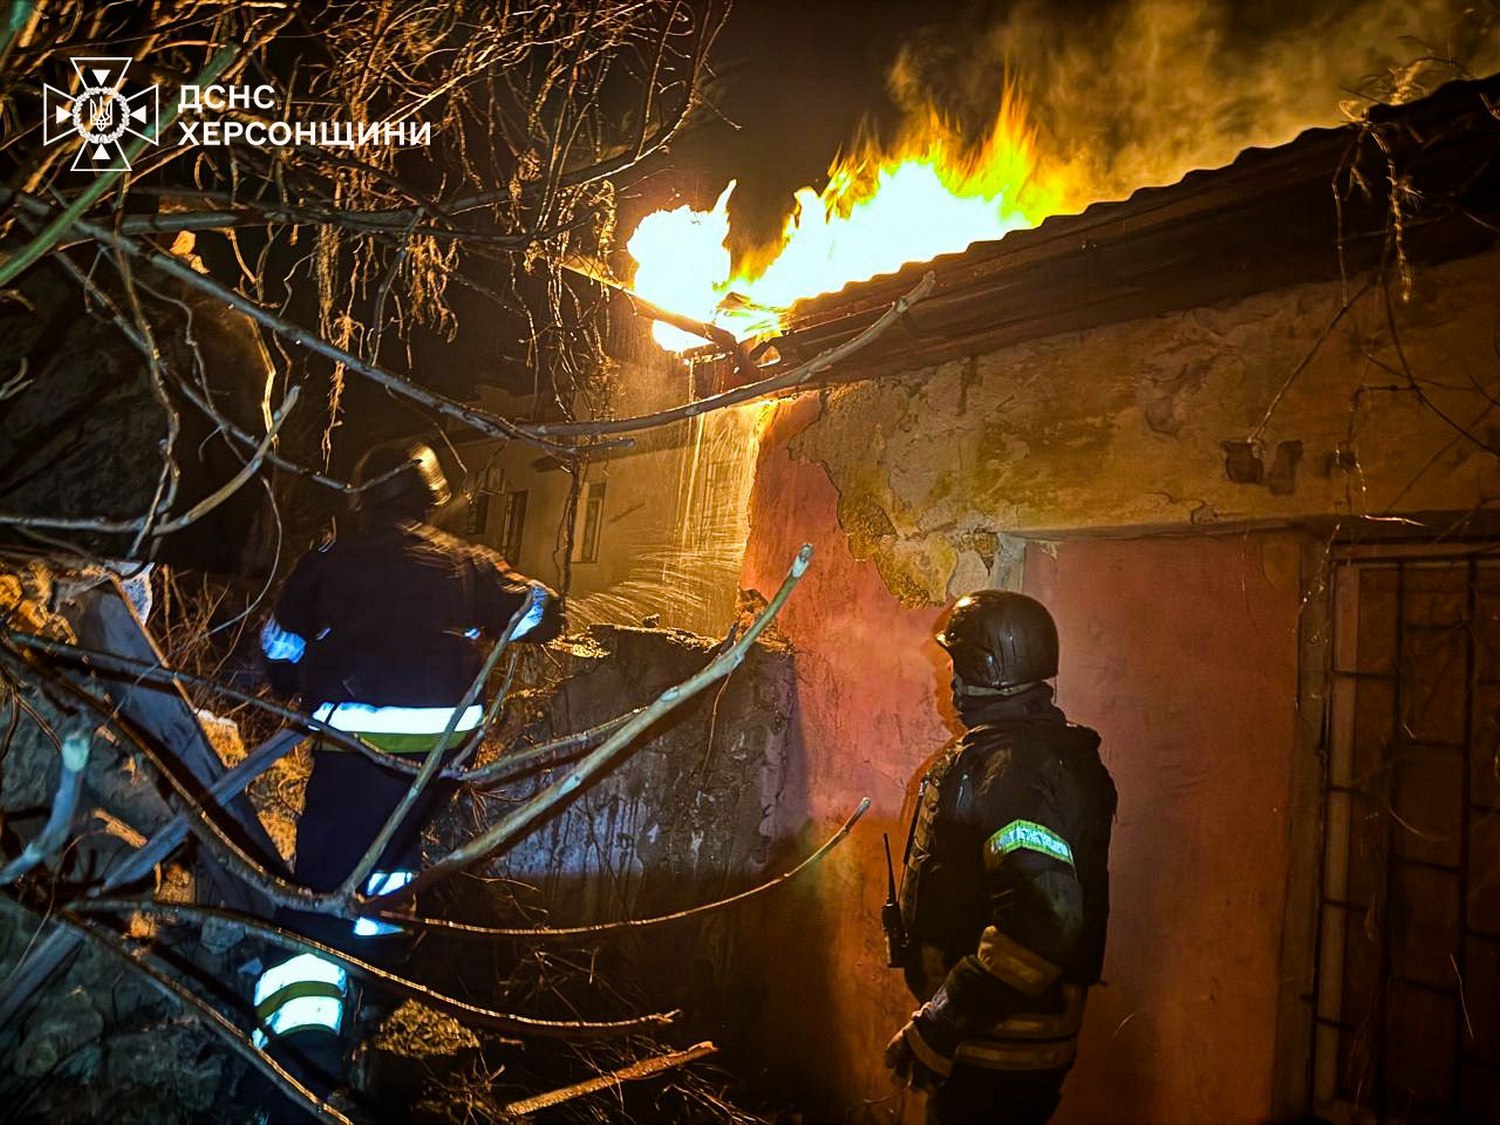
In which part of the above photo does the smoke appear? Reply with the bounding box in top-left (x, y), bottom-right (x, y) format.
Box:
top-left (887, 0), bottom-right (1500, 207)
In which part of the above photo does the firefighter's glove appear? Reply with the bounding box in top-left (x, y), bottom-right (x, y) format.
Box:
top-left (513, 583), bottom-right (550, 639)
top-left (884, 1008), bottom-right (958, 1092)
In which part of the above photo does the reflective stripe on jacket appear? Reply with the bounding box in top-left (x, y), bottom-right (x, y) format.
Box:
top-left (898, 685), bottom-right (1116, 1071)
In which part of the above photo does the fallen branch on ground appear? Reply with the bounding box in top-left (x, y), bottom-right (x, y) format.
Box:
top-left (503, 1041), bottom-right (719, 1116)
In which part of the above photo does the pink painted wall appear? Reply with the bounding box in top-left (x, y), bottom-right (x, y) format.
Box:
top-left (739, 399), bottom-right (1304, 1123)
top-left (738, 397), bottom-right (951, 1123)
top-left (1027, 535), bottom-right (1302, 1124)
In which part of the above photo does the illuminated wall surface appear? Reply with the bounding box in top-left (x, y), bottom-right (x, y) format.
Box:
top-left (459, 361), bottom-right (759, 639)
top-left (459, 233), bottom-right (1500, 1119)
top-left (730, 245), bottom-right (1500, 1123)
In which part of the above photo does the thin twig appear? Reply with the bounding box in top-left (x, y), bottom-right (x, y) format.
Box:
top-left (152, 386), bottom-right (300, 535)
top-left (522, 273), bottom-right (937, 438)
top-left (460, 709), bottom-right (639, 786)
top-left (385, 543), bottom-right (814, 904)
top-left (66, 899), bottom-right (676, 1039)
top-left (369, 797), bottom-right (870, 939)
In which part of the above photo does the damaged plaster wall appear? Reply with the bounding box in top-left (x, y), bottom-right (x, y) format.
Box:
top-left (734, 248), bottom-right (1498, 1122)
top-left (788, 248), bottom-right (1500, 605)
top-left (740, 400), bottom-right (1312, 1125)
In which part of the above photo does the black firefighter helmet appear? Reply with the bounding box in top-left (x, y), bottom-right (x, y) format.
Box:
top-left (936, 589), bottom-right (1059, 693)
top-left (350, 441), bottom-right (451, 520)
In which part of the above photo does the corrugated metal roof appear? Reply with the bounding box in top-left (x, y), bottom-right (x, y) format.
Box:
top-left (747, 74), bottom-right (1500, 383)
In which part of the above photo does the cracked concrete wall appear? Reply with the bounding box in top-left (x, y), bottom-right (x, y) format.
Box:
top-left (788, 248), bottom-right (1500, 606)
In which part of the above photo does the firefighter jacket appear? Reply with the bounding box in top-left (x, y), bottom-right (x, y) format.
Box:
top-left (898, 685), bottom-right (1115, 1073)
top-left (266, 518), bottom-right (561, 713)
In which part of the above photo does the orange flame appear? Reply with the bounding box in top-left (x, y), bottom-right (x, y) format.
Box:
top-left (627, 86), bottom-right (1066, 351)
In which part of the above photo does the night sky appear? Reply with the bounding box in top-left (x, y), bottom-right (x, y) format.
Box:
top-left (432, 0), bottom-right (1497, 401)
top-left (620, 0), bottom-right (1500, 253)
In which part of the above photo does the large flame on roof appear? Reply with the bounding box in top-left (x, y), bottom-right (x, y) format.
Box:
top-left (627, 87), bottom-right (1066, 351)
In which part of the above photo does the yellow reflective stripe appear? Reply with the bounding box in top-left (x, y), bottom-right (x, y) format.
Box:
top-left (255, 979), bottom-right (346, 1023)
top-left (358, 730), bottom-right (451, 755)
top-left (975, 925), bottom-right (1062, 996)
top-left (984, 984), bottom-right (1086, 1039)
top-left (984, 819), bottom-right (1073, 871)
top-left (954, 1036), bottom-right (1077, 1071)
top-left (317, 731), bottom-right (454, 754)
top-left (904, 1024), bottom-right (955, 1079)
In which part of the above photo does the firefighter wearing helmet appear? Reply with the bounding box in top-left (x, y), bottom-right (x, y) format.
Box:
top-left (254, 441), bottom-right (561, 1090)
top-left (884, 590), bottom-right (1116, 1125)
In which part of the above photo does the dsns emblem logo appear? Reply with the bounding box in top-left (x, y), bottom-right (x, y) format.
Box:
top-left (43, 57), bottom-right (159, 172)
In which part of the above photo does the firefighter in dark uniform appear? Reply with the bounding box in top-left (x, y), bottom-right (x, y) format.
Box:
top-left (885, 590), bottom-right (1116, 1125)
top-left (253, 441), bottom-right (561, 1077)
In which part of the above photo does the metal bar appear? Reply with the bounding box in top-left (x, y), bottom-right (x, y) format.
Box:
top-left (1389, 974), bottom-right (1459, 998)
top-left (1374, 559), bottom-right (1406, 1123)
top-left (1384, 854), bottom-right (1462, 875)
top-left (1313, 566), bottom-right (1348, 1112)
top-left (1452, 555), bottom-right (1477, 1116)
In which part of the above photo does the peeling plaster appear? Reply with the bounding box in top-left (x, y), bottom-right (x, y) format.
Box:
top-left (779, 250), bottom-right (1500, 606)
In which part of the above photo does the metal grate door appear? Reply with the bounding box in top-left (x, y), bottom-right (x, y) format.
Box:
top-left (1314, 548), bottom-right (1500, 1123)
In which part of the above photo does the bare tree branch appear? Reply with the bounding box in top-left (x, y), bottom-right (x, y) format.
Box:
top-left (63, 900), bottom-right (679, 1039)
top-left (367, 797), bottom-right (871, 939)
top-left (384, 543), bottom-right (815, 904)
top-left (522, 273), bottom-right (938, 439)
top-left (502, 1041), bottom-right (718, 1116)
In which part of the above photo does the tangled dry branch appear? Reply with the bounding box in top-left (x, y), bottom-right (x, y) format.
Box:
top-left (0, 545), bottom-right (843, 1121)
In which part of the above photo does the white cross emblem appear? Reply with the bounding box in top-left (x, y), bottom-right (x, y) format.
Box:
top-left (42, 57), bottom-right (159, 172)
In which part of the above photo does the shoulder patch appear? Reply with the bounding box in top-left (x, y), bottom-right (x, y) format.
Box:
top-left (985, 819), bottom-right (1074, 869)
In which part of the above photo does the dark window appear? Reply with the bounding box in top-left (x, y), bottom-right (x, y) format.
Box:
top-left (467, 490), bottom-right (491, 537)
top-left (577, 481), bottom-right (605, 563)
top-left (498, 490), bottom-right (527, 564)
